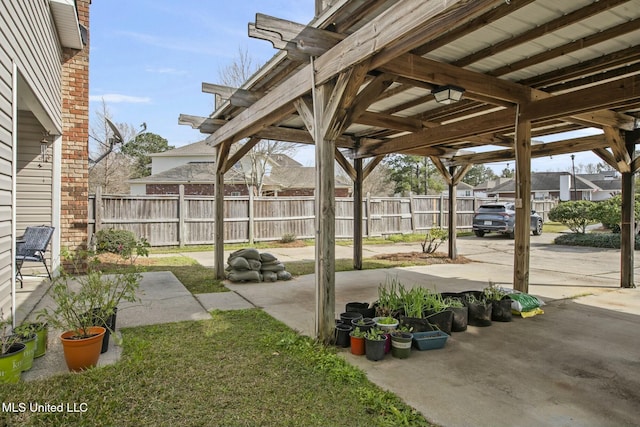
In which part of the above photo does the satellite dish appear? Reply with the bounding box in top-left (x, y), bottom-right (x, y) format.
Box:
top-left (105, 118), bottom-right (124, 144)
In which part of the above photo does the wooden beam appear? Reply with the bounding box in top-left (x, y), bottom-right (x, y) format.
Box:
top-left (447, 166), bottom-right (457, 260)
top-left (211, 0), bottom-right (483, 147)
top-left (356, 111), bottom-right (425, 133)
top-left (620, 132), bottom-right (637, 288)
top-left (592, 147), bottom-right (619, 172)
top-left (223, 137), bottom-right (261, 174)
top-left (251, 13), bottom-right (345, 57)
top-left (294, 97), bottom-right (315, 135)
top-left (363, 155), bottom-right (384, 180)
top-left (344, 73), bottom-right (396, 125)
top-left (431, 156), bottom-right (452, 185)
top-left (335, 147), bottom-right (356, 181)
top-left (603, 125), bottom-right (631, 173)
top-left (448, 134), bottom-right (607, 166)
top-left (353, 157), bottom-right (364, 270)
top-left (520, 76), bottom-right (640, 130)
top-left (202, 83), bottom-right (263, 108)
top-left (452, 164), bottom-right (472, 185)
top-left (214, 146), bottom-right (226, 280)
top-left (513, 114), bottom-right (532, 293)
top-left (179, 114), bottom-right (226, 133)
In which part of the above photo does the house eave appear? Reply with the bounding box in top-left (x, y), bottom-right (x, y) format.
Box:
top-left (50, 0), bottom-right (83, 50)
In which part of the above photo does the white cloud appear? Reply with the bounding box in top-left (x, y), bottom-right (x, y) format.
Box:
top-left (145, 67), bottom-right (187, 75)
top-left (89, 94), bottom-right (152, 104)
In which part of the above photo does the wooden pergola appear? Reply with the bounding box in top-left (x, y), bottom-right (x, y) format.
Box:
top-left (181, 0), bottom-right (640, 342)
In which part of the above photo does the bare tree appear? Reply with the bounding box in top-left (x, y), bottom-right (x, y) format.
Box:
top-left (363, 162), bottom-right (395, 196)
top-left (218, 47), bottom-right (299, 195)
top-left (89, 100), bottom-right (135, 194)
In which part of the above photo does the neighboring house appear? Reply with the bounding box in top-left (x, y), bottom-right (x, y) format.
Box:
top-left (473, 178), bottom-right (512, 198)
top-left (1, 1), bottom-right (91, 317)
top-left (485, 172), bottom-right (620, 201)
top-left (129, 140), bottom-right (352, 196)
top-left (443, 181), bottom-right (475, 197)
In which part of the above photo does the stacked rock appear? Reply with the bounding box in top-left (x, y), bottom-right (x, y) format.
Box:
top-left (225, 248), bottom-right (292, 282)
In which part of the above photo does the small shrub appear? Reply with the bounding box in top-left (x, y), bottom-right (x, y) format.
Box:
top-left (548, 200), bottom-right (597, 233)
top-left (421, 227), bottom-right (447, 253)
top-left (95, 229), bottom-right (150, 258)
top-left (280, 233), bottom-right (297, 243)
top-left (592, 194), bottom-right (640, 233)
top-left (554, 232), bottom-right (640, 249)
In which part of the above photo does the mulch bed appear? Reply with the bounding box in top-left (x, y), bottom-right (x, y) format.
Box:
top-left (372, 251), bottom-right (472, 264)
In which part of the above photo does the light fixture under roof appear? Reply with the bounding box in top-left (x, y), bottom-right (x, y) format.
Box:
top-left (432, 85), bottom-right (465, 105)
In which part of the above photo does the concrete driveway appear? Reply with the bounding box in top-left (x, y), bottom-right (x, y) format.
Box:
top-left (223, 233), bottom-right (640, 427)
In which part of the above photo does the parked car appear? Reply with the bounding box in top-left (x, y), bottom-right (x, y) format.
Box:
top-left (472, 203), bottom-right (543, 238)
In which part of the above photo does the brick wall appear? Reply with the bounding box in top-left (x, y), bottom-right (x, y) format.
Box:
top-left (60, 0), bottom-right (90, 251)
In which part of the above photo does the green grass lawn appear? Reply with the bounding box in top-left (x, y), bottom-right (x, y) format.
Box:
top-left (1, 310), bottom-right (431, 427)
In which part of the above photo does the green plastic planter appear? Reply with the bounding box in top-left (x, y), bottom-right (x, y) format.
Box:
top-left (0, 343), bottom-right (25, 383)
top-left (391, 332), bottom-right (413, 359)
top-left (18, 334), bottom-right (36, 371)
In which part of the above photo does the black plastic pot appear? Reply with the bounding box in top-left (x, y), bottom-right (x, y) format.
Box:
top-left (365, 338), bottom-right (386, 361)
top-left (334, 323), bottom-right (353, 348)
top-left (425, 310), bottom-right (453, 335)
top-left (448, 306), bottom-right (469, 332)
top-left (339, 312), bottom-right (363, 326)
top-left (398, 316), bottom-right (433, 332)
top-left (86, 307), bottom-right (118, 354)
top-left (351, 317), bottom-right (376, 333)
top-left (490, 297), bottom-right (513, 322)
top-left (466, 302), bottom-right (492, 327)
top-left (345, 302), bottom-right (375, 319)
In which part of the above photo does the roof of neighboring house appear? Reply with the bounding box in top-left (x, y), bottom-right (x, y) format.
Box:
top-left (489, 172), bottom-right (620, 193)
top-left (151, 140), bottom-right (212, 157)
top-left (456, 181), bottom-right (473, 191)
top-left (270, 166), bottom-right (351, 189)
top-left (129, 162), bottom-right (279, 187)
top-left (473, 178), bottom-right (512, 192)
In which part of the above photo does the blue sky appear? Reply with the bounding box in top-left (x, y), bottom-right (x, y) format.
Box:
top-left (89, 0), bottom-right (604, 173)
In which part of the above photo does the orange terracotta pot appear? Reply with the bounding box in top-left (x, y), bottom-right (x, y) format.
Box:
top-left (350, 335), bottom-right (365, 356)
top-left (60, 326), bottom-right (106, 372)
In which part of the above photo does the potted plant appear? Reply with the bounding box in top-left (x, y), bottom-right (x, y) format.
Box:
top-left (398, 286), bottom-right (432, 332)
top-left (364, 328), bottom-right (386, 361)
top-left (351, 317), bottom-right (376, 332)
top-left (334, 322), bottom-right (353, 348)
top-left (464, 292), bottom-right (492, 327)
top-left (423, 291), bottom-right (453, 334)
top-left (375, 277), bottom-right (403, 317)
top-left (373, 316), bottom-right (399, 332)
top-left (483, 282), bottom-right (512, 322)
top-left (443, 296), bottom-right (468, 332)
top-left (390, 326), bottom-right (413, 359)
top-left (12, 322), bottom-right (38, 372)
top-left (14, 321), bottom-right (48, 359)
top-left (0, 313), bottom-right (25, 383)
top-left (349, 327), bottom-right (366, 356)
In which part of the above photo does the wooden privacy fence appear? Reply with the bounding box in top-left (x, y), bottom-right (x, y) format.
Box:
top-left (89, 186), bottom-right (557, 247)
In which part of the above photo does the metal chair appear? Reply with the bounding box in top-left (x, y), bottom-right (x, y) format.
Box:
top-left (15, 226), bottom-right (55, 288)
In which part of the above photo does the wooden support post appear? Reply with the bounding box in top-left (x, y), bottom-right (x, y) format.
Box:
top-left (354, 158), bottom-right (363, 270)
top-left (620, 130), bottom-right (638, 288)
top-left (365, 192), bottom-right (371, 238)
top-left (94, 186), bottom-right (103, 238)
top-left (248, 190), bottom-right (255, 245)
top-left (448, 167), bottom-right (457, 260)
top-left (513, 112), bottom-right (532, 293)
top-left (409, 191), bottom-right (416, 234)
top-left (214, 146), bottom-right (226, 280)
top-left (178, 184), bottom-right (185, 248)
top-left (313, 81), bottom-right (336, 344)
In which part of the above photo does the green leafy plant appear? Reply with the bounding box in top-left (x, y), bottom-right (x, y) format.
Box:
top-left (38, 248), bottom-right (143, 338)
top-left (421, 227), bottom-right (448, 254)
top-left (350, 327), bottom-right (365, 338)
top-left (465, 293), bottom-right (488, 306)
top-left (364, 328), bottom-right (385, 341)
top-left (444, 297), bottom-right (464, 308)
top-left (0, 311), bottom-right (20, 355)
top-left (423, 289), bottom-right (447, 312)
top-left (95, 229), bottom-right (150, 258)
top-left (483, 282), bottom-right (508, 301)
top-left (377, 316), bottom-right (397, 325)
top-left (280, 233), bottom-right (297, 243)
top-left (377, 276), bottom-right (403, 316)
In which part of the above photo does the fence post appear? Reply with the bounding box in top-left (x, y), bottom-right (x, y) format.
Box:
top-left (248, 190), bottom-right (255, 244)
top-left (95, 186), bottom-right (103, 238)
top-left (409, 191), bottom-right (416, 233)
top-left (439, 193), bottom-right (445, 227)
top-left (178, 184), bottom-right (185, 248)
top-left (365, 192), bottom-right (371, 237)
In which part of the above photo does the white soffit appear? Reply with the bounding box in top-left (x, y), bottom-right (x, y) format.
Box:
top-left (50, 0), bottom-right (83, 50)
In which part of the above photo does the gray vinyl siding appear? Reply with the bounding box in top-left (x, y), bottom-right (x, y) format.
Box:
top-left (0, 1), bottom-right (63, 316)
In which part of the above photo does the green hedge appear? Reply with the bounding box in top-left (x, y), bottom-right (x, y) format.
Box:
top-left (554, 232), bottom-right (640, 250)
